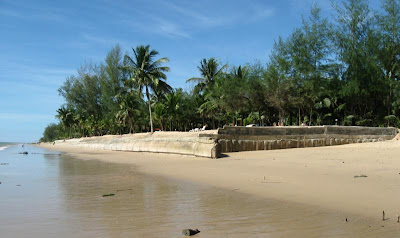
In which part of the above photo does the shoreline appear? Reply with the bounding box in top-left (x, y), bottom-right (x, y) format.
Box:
top-left (37, 140), bottom-right (400, 222)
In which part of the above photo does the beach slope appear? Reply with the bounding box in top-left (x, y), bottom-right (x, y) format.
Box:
top-left (38, 139), bottom-right (400, 220)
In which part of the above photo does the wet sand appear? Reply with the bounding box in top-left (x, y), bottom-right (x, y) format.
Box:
top-left (36, 140), bottom-right (400, 236)
top-left (3, 145), bottom-right (396, 237)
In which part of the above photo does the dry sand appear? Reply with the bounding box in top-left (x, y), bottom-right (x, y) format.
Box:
top-left (38, 139), bottom-right (400, 221)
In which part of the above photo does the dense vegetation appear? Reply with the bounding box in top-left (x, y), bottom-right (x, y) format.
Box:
top-left (41, 0), bottom-right (400, 142)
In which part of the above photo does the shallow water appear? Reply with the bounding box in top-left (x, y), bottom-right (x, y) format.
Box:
top-left (0, 145), bottom-right (399, 237)
top-left (0, 142), bottom-right (18, 151)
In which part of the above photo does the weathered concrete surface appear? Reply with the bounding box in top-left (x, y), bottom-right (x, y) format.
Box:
top-left (216, 126), bottom-right (397, 154)
top-left (55, 131), bottom-right (219, 158)
top-left (55, 126), bottom-right (396, 158)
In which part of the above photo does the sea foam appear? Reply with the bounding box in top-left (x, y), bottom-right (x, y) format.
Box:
top-left (0, 146), bottom-right (9, 151)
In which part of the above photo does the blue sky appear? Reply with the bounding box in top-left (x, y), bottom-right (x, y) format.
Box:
top-left (0, 0), bottom-right (377, 142)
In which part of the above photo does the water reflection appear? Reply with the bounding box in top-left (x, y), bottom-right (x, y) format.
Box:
top-left (1, 145), bottom-right (399, 237)
top-left (54, 152), bottom-right (400, 237)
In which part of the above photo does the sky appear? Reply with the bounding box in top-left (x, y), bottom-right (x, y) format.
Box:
top-left (0, 0), bottom-right (380, 142)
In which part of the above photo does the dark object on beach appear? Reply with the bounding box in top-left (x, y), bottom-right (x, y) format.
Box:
top-left (102, 193), bottom-right (115, 197)
top-left (182, 229), bottom-right (200, 236)
top-left (383, 210), bottom-right (385, 221)
top-left (116, 188), bottom-right (133, 192)
top-left (345, 218), bottom-right (348, 222)
top-left (354, 174), bottom-right (367, 178)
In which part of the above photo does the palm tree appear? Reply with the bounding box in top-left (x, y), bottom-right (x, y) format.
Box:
top-left (165, 89), bottom-right (184, 130)
top-left (153, 101), bottom-right (167, 131)
top-left (122, 45), bottom-right (171, 133)
top-left (56, 106), bottom-right (73, 138)
top-left (73, 110), bottom-right (86, 137)
top-left (116, 91), bottom-right (141, 134)
top-left (186, 58), bottom-right (227, 93)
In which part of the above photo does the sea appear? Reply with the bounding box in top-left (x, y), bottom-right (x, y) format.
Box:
top-left (0, 142), bottom-right (19, 151)
top-left (0, 143), bottom-right (399, 237)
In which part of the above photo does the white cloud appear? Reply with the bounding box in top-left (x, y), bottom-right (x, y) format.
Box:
top-left (81, 33), bottom-right (133, 47)
top-left (157, 19), bottom-right (192, 38)
top-left (161, 1), bottom-right (233, 28)
top-left (117, 1), bottom-right (275, 39)
top-left (250, 6), bottom-right (275, 21)
top-left (122, 17), bottom-right (192, 39)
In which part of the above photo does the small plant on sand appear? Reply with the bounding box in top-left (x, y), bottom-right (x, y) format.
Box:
top-left (354, 174), bottom-right (368, 178)
top-left (102, 193), bottom-right (115, 197)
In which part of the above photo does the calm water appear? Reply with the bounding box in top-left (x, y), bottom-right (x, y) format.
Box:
top-left (0, 144), bottom-right (399, 237)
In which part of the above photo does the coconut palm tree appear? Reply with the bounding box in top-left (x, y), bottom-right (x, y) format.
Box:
top-left (165, 89), bottom-right (184, 130)
top-left (153, 101), bottom-right (167, 131)
top-left (116, 90), bottom-right (142, 134)
top-left (186, 58), bottom-right (227, 93)
top-left (122, 45), bottom-right (171, 133)
top-left (56, 106), bottom-right (74, 138)
top-left (73, 110), bottom-right (86, 137)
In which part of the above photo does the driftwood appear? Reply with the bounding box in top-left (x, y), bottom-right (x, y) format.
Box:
top-left (182, 229), bottom-right (200, 236)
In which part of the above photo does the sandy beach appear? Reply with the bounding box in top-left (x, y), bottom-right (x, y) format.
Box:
top-left (38, 139), bottom-right (400, 223)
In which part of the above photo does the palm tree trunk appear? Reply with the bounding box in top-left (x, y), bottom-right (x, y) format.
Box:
top-left (212, 116), bottom-right (215, 129)
top-left (145, 86), bottom-right (154, 133)
top-left (129, 117), bottom-right (133, 134)
top-left (298, 108), bottom-right (301, 126)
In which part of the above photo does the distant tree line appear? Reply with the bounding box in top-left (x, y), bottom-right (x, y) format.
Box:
top-left (41, 0), bottom-right (400, 142)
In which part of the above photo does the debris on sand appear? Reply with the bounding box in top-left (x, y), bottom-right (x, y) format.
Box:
top-left (102, 193), bottom-right (115, 197)
top-left (182, 229), bottom-right (200, 236)
top-left (354, 174), bottom-right (368, 178)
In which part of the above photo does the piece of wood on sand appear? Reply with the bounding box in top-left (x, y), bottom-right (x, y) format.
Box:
top-left (182, 229), bottom-right (200, 236)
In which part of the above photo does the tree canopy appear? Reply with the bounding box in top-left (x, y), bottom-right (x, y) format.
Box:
top-left (42, 1), bottom-right (400, 142)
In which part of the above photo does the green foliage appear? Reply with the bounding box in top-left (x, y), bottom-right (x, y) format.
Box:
top-left (40, 123), bottom-right (62, 142)
top-left (186, 58), bottom-right (227, 93)
top-left (122, 45), bottom-right (172, 132)
top-left (116, 90), bottom-right (142, 134)
top-left (384, 115), bottom-right (399, 127)
top-left (43, 1), bottom-right (400, 140)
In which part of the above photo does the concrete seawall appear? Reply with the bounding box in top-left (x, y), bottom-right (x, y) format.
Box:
top-left (54, 126), bottom-right (397, 158)
top-left (55, 132), bottom-right (219, 158)
top-left (216, 126), bottom-right (397, 154)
